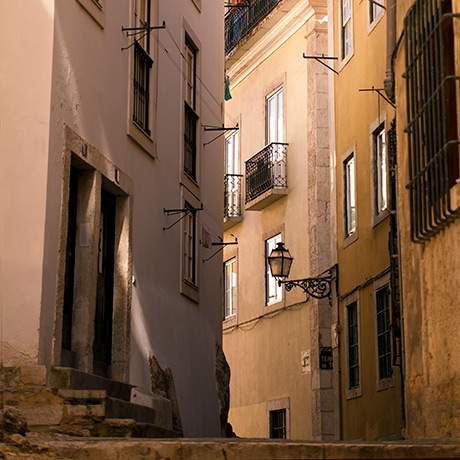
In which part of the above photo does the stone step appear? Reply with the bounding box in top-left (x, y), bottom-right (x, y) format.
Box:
top-left (49, 367), bottom-right (133, 401)
top-left (57, 389), bottom-right (157, 425)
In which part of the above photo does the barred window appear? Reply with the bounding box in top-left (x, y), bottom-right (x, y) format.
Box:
top-left (405, 0), bottom-right (460, 242)
top-left (183, 202), bottom-right (197, 285)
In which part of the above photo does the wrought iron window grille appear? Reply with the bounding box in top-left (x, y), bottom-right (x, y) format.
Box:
top-left (404, 0), bottom-right (460, 242)
top-left (245, 142), bottom-right (288, 203)
top-left (225, 174), bottom-right (243, 218)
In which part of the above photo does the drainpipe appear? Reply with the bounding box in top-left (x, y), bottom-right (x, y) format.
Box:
top-left (384, 0), bottom-right (397, 101)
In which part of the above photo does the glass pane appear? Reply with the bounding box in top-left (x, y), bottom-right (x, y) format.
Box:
top-left (268, 96), bottom-right (276, 144)
top-left (277, 90), bottom-right (284, 143)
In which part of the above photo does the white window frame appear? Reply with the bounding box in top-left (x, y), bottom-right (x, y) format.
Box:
top-left (224, 258), bottom-right (238, 319)
top-left (371, 122), bottom-right (390, 224)
top-left (225, 131), bottom-right (240, 175)
top-left (343, 152), bottom-right (357, 240)
top-left (340, 0), bottom-right (353, 61)
top-left (265, 233), bottom-right (283, 306)
top-left (266, 87), bottom-right (284, 145)
top-left (369, 0), bottom-right (385, 26)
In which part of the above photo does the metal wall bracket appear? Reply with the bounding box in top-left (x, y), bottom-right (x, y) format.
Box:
top-left (359, 87), bottom-right (396, 109)
top-left (202, 237), bottom-right (238, 263)
top-left (303, 53), bottom-right (339, 75)
top-left (162, 204), bottom-right (203, 231)
top-left (121, 21), bottom-right (166, 51)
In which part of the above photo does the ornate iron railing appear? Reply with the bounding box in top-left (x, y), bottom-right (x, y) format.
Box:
top-left (225, 0), bottom-right (282, 54)
top-left (245, 142), bottom-right (288, 203)
top-left (225, 174), bottom-right (243, 218)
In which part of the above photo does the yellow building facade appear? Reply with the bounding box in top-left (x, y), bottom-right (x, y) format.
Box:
top-left (223, 0), bottom-right (338, 440)
top-left (329, 0), bottom-right (404, 440)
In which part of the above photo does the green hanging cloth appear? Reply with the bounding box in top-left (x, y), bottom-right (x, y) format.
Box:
top-left (224, 75), bottom-right (232, 101)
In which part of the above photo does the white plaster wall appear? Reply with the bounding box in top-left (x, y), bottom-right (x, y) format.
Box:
top-left (2, 0), bottom-right (224, 436)
top-left (0, 0), bottom-right (55, 365)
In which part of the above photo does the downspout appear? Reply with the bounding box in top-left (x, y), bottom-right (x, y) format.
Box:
top-left (384, 0), bottom-right (397, 100)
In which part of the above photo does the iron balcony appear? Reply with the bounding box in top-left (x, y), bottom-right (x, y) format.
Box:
top-left (245, 142), bottom-right (288, 210)
top-left (225, 0), bottom-right (282, 55)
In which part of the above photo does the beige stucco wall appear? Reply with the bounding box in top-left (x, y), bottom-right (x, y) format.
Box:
top-left (330, 0), bottom-right (403, 440)
top-left (223, 1), bottom-right (336, 440)
top-left (0, 0), bottom-right (55, 366)
top-left (1, 0), bottom-right (224, 437)
top-left (394, 0), bottom-right (460, 439)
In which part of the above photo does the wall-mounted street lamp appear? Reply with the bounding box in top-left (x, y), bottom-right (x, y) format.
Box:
top-left (267, 242), bottom-right (333, 299)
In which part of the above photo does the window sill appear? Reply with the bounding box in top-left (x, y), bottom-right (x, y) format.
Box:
top-left (343, 230), bottom-right (358, 248)
top-left (338, 50), bottom-right (354, 73)
top-left (76, 0), bottom-right (104, 29)
top-left (377, 375), bottom-right (394, 392)
top-left (372, 208), bottom-right (391, 228)
top-left (368, 12), bottom-right (385, 35)
top-left (223, 314), bottom-right (237, 330)
top-left (345, 386), bottom-right (362, 400)
top-left (264, 298), bottom-right (284, 314)
top-left (128, 121), bottom-right (156, 159)
top-left (181, 279), bottom-right (199, 303)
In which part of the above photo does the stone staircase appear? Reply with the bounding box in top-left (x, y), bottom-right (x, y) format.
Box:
top-left (1, 365), bottom-right (180, 438)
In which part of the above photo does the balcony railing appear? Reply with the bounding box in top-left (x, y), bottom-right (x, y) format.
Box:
top-left (245, 143), bottom-right (288, 203)
top-left (225, 0), bottom-right (282, 54)
top-left (225, 174), bottom-right (243, 218)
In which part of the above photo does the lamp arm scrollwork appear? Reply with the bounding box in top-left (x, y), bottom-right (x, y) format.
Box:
top-left (278, 271), bottom-right (333, 299)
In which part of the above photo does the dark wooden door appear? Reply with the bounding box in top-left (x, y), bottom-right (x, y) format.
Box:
top-left (61, 167), bottom-right (79, 366)
top-left (93, 190), bottom-right (116, 377)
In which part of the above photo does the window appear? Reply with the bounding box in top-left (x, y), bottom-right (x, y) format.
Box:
top-left (225, 132), bottom-right (242, 218)
top-left (183, 203), bottom-right (197, 285)
top-left (184, 37), bottom-right (198, 180)
top-left (132, 0), bottom-right (152, 134)
top-left (405, 0), bottom-right (460, 242)
top-left (369, 0), bottom-right (384, 24)
top-left (266, 88), bottom-right (284, 144)
top-left (344, 154), bottom-right (356, 237)
top-left (373, 124), bottom-right (388, 216)
top-left (347, 301), bottom-right (359, 389)
top-left (224, 258), bottom-right (237, 319)
top-left (265, 234), bottom-right (282, 305)
top-left (340, 0), bottom-right (352, 59)
top-left (269, 409), bottom-right (287, 439)
top-left (226, 131), bottom-right (239, 175)
top-left (376, 285), bottom-right (392, 380)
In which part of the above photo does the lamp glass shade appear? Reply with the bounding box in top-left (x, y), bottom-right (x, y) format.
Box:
top-left (268, 242), bottom-right (293, 279)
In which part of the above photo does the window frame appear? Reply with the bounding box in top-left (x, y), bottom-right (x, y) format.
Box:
top-left (267, 398), bottom-right (290, 439)
top-left (265, 86), bottom-right (285, 145)
top-left (371, 121), bottom-right (390, 225)
top-left (183, 34), bottom-right (199, 182)
top-left (265, 233), bottom-right (283, 307)
top-left (127, 0), bottom-right (157, 157)
top-left (224, 257), bottom-right (238, 320)
top-left (343, 151), bottom-right (357, 242)
top-left (269, 409), bottom-right (287, 439)
top-left (374, 276), bottom-right (394, 390)
top-left (339, 0), bottom-right (353, 61)
top-left (369, 0), bottom-right (385, 26)
top-left (344, 291), bottom-right (362, 399)
top-left (76, 0), bottom-right (105, 28)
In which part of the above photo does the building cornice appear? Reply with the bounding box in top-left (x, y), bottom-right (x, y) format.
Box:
top-left (226, 1), bottom-right (316, 88)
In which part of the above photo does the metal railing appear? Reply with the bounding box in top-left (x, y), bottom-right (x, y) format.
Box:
top-left (225, 0), bottom-right (281, 54)
top-left (225, 174), bottom-right (243, 218)
top-left (133, 41), bottom-right (153, 134)
top-left (245, 142), bottom-right (288, 203)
